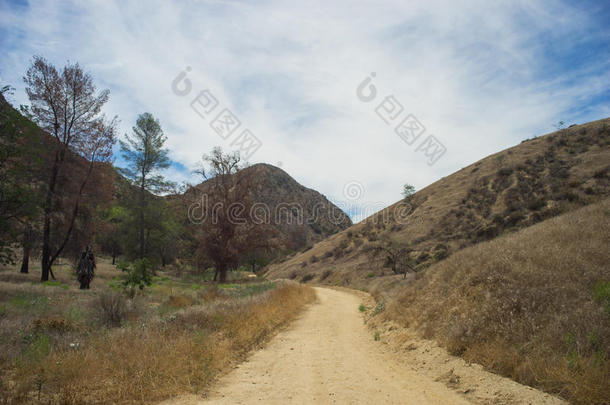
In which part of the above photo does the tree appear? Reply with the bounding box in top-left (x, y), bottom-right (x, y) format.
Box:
top-left (97, 203), bottom-right (128, 265)
top-left (402, 183), bottom-right (416, 203)
top-left (119, 112), bottom-right (172, 260)
top-left (368, 235), bottom-right (416, 279)
top-left (0, 86), bottom-right (44, 265)
top-left (193, 147), bottom-right (276, 282)
top-left (19, 223), bottom-right (36, 273)
top-left (23, 56), bottom-right (116, 281)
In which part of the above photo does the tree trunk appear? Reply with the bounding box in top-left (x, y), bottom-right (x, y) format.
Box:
top-left (20, 223), bottom-right (31, 273)
top-left (41, 151), bottom-right (61, 282)
top-left (139, 175), bottom-right (146, 260)
top-left (218, 263), bottom-right (228, 283)
top-left (213, 268), bottom-right (218, 281)
top-left (139, 205), bottom-right (145, 260)
top-left (20, 245), bottom-right (30, 274)
top-left (43, 149), bottom-right (94, 281)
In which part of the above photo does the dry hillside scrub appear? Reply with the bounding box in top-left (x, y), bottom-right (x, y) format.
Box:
top-left (0, 276), bottom-right (315, 404)
top-left (385, 199), bottom-right (609, 404)
top-left (265, 118), bottom-right (610, 286)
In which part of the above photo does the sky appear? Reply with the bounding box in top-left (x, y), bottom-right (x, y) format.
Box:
top-left (1, 0), bottom-right (609, 222)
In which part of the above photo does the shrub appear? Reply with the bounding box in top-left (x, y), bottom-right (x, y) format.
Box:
top-left (372, 302), bottom-right (385, 316)
top-left (366, 272), bottom-right (375, 278)
top-left (118, 259), bottom-right (153, 296)
top-left (323, 251), bottom-right (333, 259)
top-left (96, 291), bottom-right (127, 327)
top-left (527, 198), bottom-right (546, 211)
top-left (415, 252), bottom-right (430, 264)
top-left (301, 274), bottom-right (315, 283)
top-left (359, 304), bottom-right (366, 312)
top-left (497, 167), bottom-right (513, 176)
top-left (433, 244), bottom-right (450, 261)
top-left (300, 261), bottom-right (307, 268)
top-left (320, 270), bottom-right (332, 281)
top-left (332, 245), bottom-right (345, 258)
top-left (593, 167), bottom-right (608, 179)
top-left (33, 316), bottom-right (71, 332)
top-left (549, 161), bottom-right (570, 179)
top-left (309, 255), bottom-right (318, 263)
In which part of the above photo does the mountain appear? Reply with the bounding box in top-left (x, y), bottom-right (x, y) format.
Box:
top-left (179, 163), bottom-right (352, 253)
top-left (264, 118), bottom-right (610, 285)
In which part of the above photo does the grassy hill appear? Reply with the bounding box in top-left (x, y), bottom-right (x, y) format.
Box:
top-left (383, 199), bottom-right (609, 404)
top-left (264, 118), bottom-right (610, 286)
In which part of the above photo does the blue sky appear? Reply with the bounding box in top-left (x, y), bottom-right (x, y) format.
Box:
top-left (1, 0), bottom-right (609, 221)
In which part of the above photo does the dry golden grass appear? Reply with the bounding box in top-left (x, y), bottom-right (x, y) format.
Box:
top-left (384, 199), bottom-right (610, 404)
top-left (0, 258), bottom-right (315, 404)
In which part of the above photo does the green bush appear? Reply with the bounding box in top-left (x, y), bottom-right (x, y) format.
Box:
top-left (118, 259), bottom-right (153, 296)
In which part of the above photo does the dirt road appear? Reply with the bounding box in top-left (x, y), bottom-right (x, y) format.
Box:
top-left (164, 287), bottom-right (564, 405)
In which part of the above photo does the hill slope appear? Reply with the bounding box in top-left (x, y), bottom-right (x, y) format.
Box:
top-left (180, 163), bottom-right (352, 253)
top-left (265, 118), bottom-right (610, 284)
top-left (380, 198), bottom-right (610, 404)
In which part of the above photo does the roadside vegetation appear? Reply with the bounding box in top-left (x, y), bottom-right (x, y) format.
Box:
top-left (0, 257), bottom-right (315, 403)
top-left (384, 200), bottom-right (610, 404)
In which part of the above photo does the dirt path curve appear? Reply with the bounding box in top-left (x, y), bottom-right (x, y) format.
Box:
top-left (164, 287), bottom-right (564, 405)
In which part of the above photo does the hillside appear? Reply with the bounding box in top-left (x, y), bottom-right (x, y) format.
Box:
top-left (264, 118), bottom-right (610, 285)
top-left (378, 199), bottom-right (610, 404)
top-left (181, 163), bottom-right (352, 252)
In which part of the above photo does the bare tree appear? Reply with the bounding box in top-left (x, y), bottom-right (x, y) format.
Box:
top-left (23, 56), bottom-right (116, 281)
top-left (194, 147), bottom-right (276, 283)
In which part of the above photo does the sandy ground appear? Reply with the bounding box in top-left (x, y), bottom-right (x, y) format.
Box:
top-left (162, 287), bottom-right (565, 405)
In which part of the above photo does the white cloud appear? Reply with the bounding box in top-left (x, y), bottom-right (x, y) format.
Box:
top-left (1, 0), bottom-right (608, 221)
